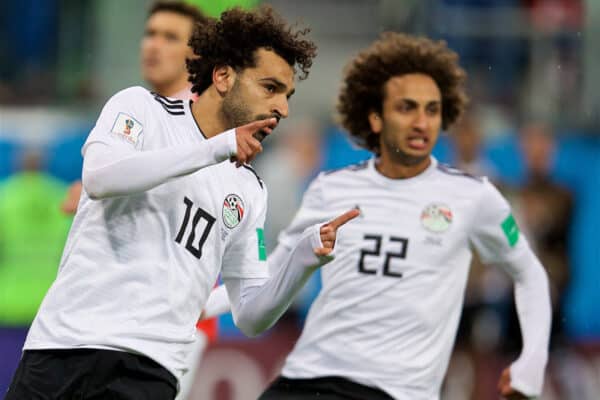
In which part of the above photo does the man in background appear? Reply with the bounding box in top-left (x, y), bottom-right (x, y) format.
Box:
top-left (0, 150), bottom-right (72, 395)
top-left (60, 2), bottom-right (213, 398)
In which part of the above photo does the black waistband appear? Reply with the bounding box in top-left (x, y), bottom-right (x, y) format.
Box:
top-left (278, 375), bottom-right (394, 400)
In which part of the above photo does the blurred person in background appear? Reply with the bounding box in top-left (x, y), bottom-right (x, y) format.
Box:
top-left (449, 111), bottom-right (498, 180)
top-left (514, 121), bottom-right (571, 348)
top-left (203, 32), bottom-right (552, 400)
top-left (5, 6), bottom-right (333, 400)
top-left (59, 2), bottom-right (212, 398)
top-left (0, 149), bottom-right (71, 395)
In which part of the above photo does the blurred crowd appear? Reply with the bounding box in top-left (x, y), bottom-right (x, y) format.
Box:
top-left (0, 0), bottom-right (599, 399)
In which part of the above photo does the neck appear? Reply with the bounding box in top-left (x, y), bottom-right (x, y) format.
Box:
top-left (153, 76), bottom-right (191, 98)
top-left (375, 150), bottom-right (432, 179)
top-left (191, 88), bottom-right (227, 138)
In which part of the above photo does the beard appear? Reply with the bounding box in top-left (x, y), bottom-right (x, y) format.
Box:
top-left (220, 79), bottom-right (274, 129)
top-left (381, 129), bottom-right (429, 167)
top-left (220, 81), bottom-right (254, 128)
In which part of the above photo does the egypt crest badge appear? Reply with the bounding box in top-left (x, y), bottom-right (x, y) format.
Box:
top-left (421, 203), bottom-right (453, 233)
top-left (223, 194), bottom-right (244, 228)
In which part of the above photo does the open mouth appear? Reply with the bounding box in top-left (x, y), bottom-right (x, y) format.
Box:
top-left (407, 136), bottom-right (428, 150)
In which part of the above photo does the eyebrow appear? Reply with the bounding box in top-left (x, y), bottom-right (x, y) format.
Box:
top-left (260, 77), bottom-right (295, 98)
top-left (398, 98), bottom-right (441, 106)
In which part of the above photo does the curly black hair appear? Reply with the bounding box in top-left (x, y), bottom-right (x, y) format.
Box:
top-left (186, 5), bottom-right (317, 96)
top-left (337, 32), bottom-right (468, 154)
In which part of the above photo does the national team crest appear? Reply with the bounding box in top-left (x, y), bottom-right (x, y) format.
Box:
top-left (222, 194), bottom-right (244, 228)
top-left (421, 203), bottom-right (453, 233)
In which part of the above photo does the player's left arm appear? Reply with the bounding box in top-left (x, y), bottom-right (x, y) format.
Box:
top-left (469, 179), bottom-right (552, 399)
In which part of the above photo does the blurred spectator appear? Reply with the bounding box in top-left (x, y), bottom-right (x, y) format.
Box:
top-left (449, 111), bottom-right (498, 179)
top-left (0, 149), bottom-right (71, 394)
top-left (550, 135), bottom-right (600, 342)
top-left (511, 122), bottom-right (572, 347)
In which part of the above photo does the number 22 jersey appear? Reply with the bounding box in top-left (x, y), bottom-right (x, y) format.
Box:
top-left (278, 157), bottom-right (539, 399)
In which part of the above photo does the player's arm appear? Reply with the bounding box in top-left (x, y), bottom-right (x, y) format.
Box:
top-left (470, 180), bottom-right (551, 399)
top-left (82, 87), bottom-right (275, 199)
top-left (223, 209), bottom-right (358, 337)
top-left (202, 175), bottom-right (334, 320)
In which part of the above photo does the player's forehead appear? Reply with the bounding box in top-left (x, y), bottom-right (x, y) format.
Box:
top-left (145, 11), bottom-right (194, 38)
top-left (242, 48), bottom-right (295, 90)
top-left (384, 73), bottom-right (441, 105)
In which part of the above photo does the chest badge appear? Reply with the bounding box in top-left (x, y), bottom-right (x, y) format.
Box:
top-left (223, 194), bottom-right (245, 228)
top-left (421, 203), bottom-right (452, 233)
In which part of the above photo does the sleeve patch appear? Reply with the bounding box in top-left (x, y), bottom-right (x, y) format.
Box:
top-left (256, 228), bottom-right (267, 261)
top-left (111, 112), bottom-right (143, 144)
top-left (501, 214), bottom-right (520, 247)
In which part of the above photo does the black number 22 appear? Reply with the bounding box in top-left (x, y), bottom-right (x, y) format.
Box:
top-left (175, 197), bottom-right (216, 259)
top-left (358, 234), bottom-right (408, 278)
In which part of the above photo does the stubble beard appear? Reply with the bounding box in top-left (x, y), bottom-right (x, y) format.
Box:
top-left (381, 129), bottom-right (429, 167)
top-left (220, 95), bottom-right (253, 130)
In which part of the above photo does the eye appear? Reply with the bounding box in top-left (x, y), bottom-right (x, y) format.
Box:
top-left (264, 84), bottom-right (276, 93)
top-left (396, 102), bottom-right (412, 112)
top-left (426, 105), bottom-right (440, 116)
top-left (164, 32), bottom-right (179, 42)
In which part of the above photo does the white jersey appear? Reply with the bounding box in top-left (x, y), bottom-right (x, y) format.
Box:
top-left (24, 87), bottom-right (269, 379)
top-left (279, 157), bottom-right (537, 399)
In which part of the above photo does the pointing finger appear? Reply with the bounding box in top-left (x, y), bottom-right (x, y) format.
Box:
top-left (327, 208), bottom-right (360, 230)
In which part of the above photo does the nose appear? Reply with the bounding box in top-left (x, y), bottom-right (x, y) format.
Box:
top-left (413, 109), bottom-right (429, 131)
top-left (273, 95), bottom-right (289, 119)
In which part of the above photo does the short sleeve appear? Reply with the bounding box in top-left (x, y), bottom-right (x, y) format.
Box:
top-left (82, 86), bottom-right (149, 156)
top-left (469, 179), bottom-right (528, 264)
top-left (277, 174), bottom-right (332, 249)
top-left (221, 189), bottom-right (270, 279)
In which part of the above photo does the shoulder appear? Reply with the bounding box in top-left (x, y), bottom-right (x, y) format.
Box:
top-left (106, 87), bottom-right (187, 117)
top-left (240, 164), bottom-right (265, 190)
top-left (149, 91), bottom-right (186, 116)
top-left (322, 159), bottom-right (370, 177)
top-left (435, 163), bottom-right (485, 183)
top-left (108, 86), bottom-right (153, 105)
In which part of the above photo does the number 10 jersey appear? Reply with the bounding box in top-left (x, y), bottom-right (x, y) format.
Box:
top-left (24, 87), bottom-right (269, 380)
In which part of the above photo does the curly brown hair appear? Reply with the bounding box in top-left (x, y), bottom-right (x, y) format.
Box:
top-left (187, 6), bottom-right (317, 96)
top-left (337, 32), bottom-right (468, 154)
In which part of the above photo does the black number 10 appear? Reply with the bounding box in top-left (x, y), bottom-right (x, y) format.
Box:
top-left (175, 197), bottom-right (216, 259)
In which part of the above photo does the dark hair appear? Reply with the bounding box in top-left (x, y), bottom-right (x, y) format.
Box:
top-left (148, 0), bottom-right (208, 26)
top-left (337, 32), bottom-right (468, 154)
top-left (187, 5), bottom-right (317, 96)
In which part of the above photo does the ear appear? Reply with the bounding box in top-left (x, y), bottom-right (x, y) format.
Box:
top-left (368, 111), bottom-right (383, 134)
top-left (212, 65), bottom-right (236, 95)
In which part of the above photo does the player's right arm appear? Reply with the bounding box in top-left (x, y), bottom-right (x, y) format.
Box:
top-left (202, 175), bottom-right (334, 319)
top-left (223, 209), bottom-right (358, 337)
top-left (82, 87), bottom-right (275, 199)
top-left (216, 176), bottom-right (357, 336)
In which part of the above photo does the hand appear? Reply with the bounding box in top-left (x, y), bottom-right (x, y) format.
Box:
top-left (314, 208), bottom-right (361, 257)
top-left (497, 367), bottom-right (528, 399)
top-left (232, 118), bottom-right (278, 167)
top-left (61, 181), bottom-right (83, 215)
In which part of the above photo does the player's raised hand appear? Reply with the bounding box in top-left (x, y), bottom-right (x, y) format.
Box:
top-left (232, 118), bottom-right (278, 167)
top-left (315, 208), bottom-right (360, 257)
top-left (497, 367), bottom-right (528, 400)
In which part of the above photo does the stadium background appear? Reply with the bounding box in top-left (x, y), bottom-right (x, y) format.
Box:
top-left (0, 0), bottom-right (598, 399)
